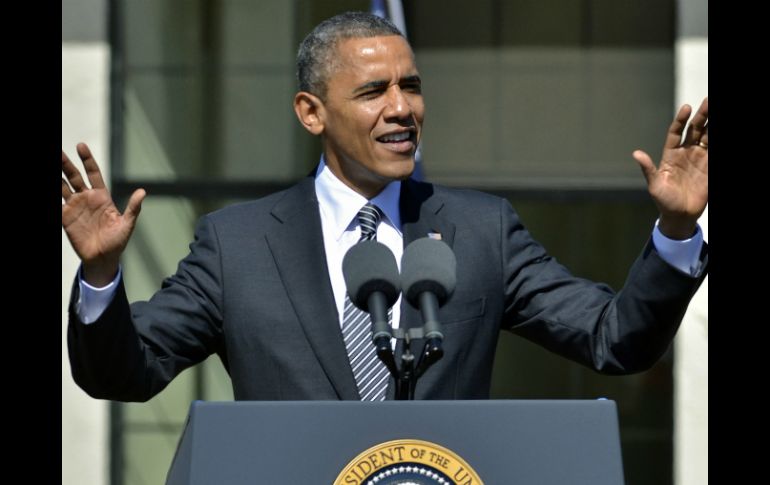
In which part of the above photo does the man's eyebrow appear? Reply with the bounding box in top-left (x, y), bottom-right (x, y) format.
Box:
top-left (353, 80), bottom-right (389, 94)
top-left (401, 75), bottom-right (422, 84)
top-left (352, 75), bottom-right (422, 94)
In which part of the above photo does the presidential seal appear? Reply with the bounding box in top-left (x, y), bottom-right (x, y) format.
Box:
top-left (333, 439), bottom-right (483, 485)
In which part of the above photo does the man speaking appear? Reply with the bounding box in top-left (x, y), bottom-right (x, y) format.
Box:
top-left (62, 12), bottom-right (708, 402)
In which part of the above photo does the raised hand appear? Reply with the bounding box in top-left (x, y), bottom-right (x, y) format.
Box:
top-left (62, 143), bottom-right (146, 286)
top-left (633, 97), bottom-right (708, 240)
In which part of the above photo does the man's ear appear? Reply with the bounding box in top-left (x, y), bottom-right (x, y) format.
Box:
top-left (293, 91), bottom-right (325, 135)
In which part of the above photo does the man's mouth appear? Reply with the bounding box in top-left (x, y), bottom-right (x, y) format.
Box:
top-left (376, 130), bottom-right (416, 153)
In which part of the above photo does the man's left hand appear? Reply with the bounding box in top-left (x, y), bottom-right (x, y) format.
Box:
top-left (633, 97), bottom-right (708, 240)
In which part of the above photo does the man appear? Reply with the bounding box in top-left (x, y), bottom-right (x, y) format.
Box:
top-left (62, 12), bottom-right (708, 402)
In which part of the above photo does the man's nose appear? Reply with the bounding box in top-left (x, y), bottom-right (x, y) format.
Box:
top-left (383, 86), bottom-right (412, 120)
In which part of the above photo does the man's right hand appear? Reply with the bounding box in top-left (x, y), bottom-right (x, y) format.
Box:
top-left (62, 143), bottom-right (146, 287)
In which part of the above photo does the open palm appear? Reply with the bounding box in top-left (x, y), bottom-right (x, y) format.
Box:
top-left (633, 98), bottom-right (708, 239)
top-left (62, 143), bottom-right (145, 281)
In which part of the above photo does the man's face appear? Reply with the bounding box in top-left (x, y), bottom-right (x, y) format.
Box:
top-left (318, 35), bottom-right (424, 198)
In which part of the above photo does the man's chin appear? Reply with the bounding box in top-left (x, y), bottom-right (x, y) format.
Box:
top-left (383, 158), bottom-right (416, 180)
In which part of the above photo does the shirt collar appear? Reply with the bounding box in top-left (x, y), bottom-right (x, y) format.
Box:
top-left (315, 155), bottom-right (402, 242)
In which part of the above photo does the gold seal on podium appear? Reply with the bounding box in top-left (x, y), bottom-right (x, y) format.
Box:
top-left (333, 438), bottom-right (483, 485)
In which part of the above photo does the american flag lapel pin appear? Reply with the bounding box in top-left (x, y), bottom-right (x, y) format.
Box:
top-left (427, 232), bottom-right (442, 240)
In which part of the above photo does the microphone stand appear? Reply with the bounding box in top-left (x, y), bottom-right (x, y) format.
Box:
top-left (379, 324), bottom-right (444, 401)
top-left (369, 292), bottom-right (444, 400)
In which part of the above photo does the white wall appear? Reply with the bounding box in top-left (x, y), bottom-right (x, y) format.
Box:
top-left (62, 43), bottom-right (110, 485)
top-left (674, 8), bottom-right (708, 483)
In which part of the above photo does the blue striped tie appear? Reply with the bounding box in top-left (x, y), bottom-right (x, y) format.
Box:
top-left (343, 203), bottom-right (391, 401)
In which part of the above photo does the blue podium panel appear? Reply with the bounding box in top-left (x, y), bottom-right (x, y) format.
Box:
top-left (167, 400), bottom-right (625, 485)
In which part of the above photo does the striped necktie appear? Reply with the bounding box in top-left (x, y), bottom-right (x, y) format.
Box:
top-left (342, 203), bottom-right (391, 401)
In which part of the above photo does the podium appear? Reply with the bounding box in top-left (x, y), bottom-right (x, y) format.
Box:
top-left (167, 400), bottom-right (625, 484)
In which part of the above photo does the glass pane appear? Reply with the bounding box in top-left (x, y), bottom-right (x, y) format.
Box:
top-left (119, 0), bottom-right (308, 182)
top-left (408, 0), bottom-right (674, 188)
top-left (122, 429), bottom-right (184, 485)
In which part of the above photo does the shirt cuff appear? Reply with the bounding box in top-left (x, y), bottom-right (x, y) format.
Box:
top-left (75, 264), bottom-right (122, 324)
top-left (652, 220), bottom-right (705, 277)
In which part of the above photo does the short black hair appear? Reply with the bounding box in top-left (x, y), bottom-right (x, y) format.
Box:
top-left (296, 12), bottom-right (404, 99)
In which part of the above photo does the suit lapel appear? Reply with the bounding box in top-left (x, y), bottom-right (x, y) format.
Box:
top-left (265, 177), bottom-right (360, 400)
top-left (401, 179), bottom-right (456, 252)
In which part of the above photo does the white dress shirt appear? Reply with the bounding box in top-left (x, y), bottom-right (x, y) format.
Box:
top-left (314, 157), bottom-right (404, 331)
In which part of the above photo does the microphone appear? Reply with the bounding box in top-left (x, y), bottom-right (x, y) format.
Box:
top-left (400, 237), bottom-right (457, 343)
top-left (342, 241), bottom-right (401, 347)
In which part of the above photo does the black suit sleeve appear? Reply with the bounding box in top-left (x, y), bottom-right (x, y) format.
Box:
top-left (499, 198), bottom-right (707, 374)
top-left (67, 215), bottom-right (226, 402)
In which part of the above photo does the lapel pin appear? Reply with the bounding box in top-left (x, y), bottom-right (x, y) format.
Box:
top-left (427, 232), bottom-right (442, 240)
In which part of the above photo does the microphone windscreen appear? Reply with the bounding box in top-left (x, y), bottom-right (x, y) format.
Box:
top-left (342, 241), bottom-right (400, 310)
top-left (401, 237), bottom-right (456, 306)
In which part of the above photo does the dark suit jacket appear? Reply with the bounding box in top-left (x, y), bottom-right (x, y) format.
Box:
top-left (68, 176), bottom-right (708, 402)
